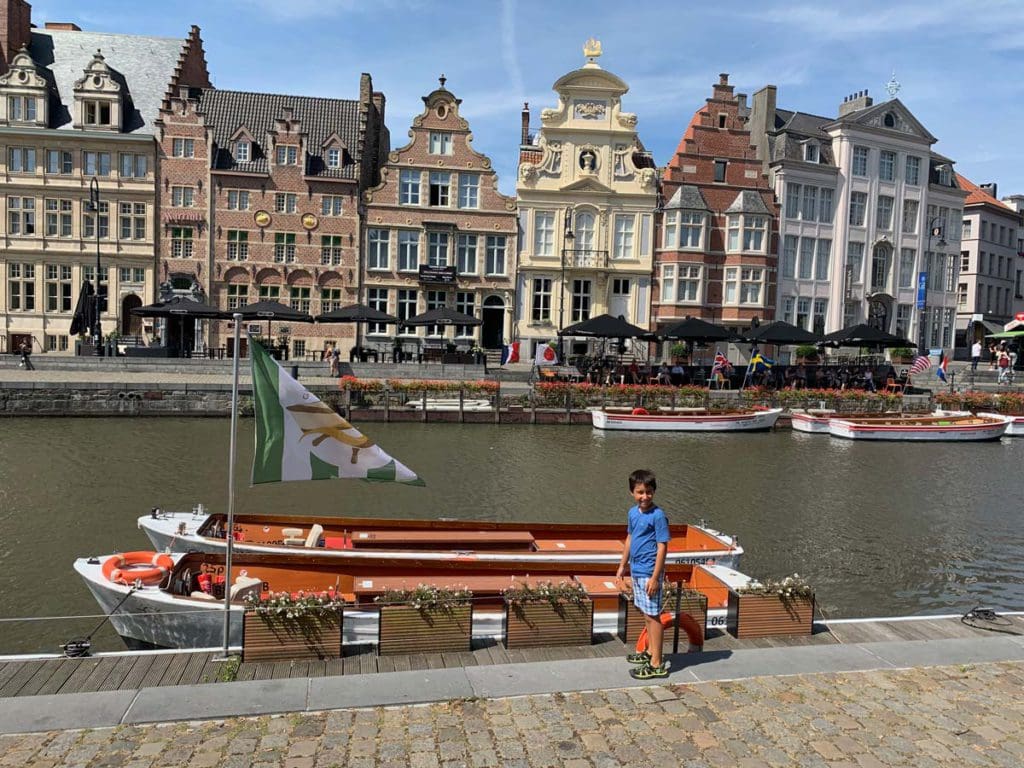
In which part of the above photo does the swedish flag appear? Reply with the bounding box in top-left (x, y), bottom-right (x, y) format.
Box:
top-left (750, 352), bottom-right (774, 372)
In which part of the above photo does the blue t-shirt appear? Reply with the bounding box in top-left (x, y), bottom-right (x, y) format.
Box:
top-left (627, 504), bottom-right (671, 577)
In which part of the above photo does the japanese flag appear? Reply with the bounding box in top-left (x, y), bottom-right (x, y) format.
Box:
top-left (535, 342), bottom-right (558, 366)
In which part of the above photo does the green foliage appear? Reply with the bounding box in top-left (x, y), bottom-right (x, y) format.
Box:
top-left (737, 573), bottom-right (814, 600)
top-left (243, 590), bottom-right (345, 619)
top-left (795, 344), bottom-right (818, 358)
top-left (502, 580), bottom-right (589, 606)
top-left (374, 583), bottom-right (474, 615)
top-left (217, 654), bottom-right (241, 682)
top-left (890, 347), bottom-right (914, 360)
top-left (669, 342), bottom-right (688, 358)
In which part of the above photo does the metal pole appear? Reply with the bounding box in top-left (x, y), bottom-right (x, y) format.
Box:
top-left (221, 312), bottom-right (243, 657)
top-left (90, 177), bottom-right (103, 356)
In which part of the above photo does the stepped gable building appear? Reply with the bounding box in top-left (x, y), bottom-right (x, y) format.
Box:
top-left (656, 73), bottom-right (778, 339)
top-left (954, 176), bottom-right (1023, 343)
top-left (0, 0), bottom-right (209, 354)
top-left (749, 85), bottom-right (966, 353)
top-left (361, 77), bottom-right (517, 356)
top-left (155, 74), bottom-right (388, 357)
top-left (515, 40), bottom-right (658, 359)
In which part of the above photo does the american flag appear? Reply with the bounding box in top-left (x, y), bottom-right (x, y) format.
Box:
top-left (711, 350), bottom-right (729, 376)
top-left (909, 355), bottom-right (931, 375)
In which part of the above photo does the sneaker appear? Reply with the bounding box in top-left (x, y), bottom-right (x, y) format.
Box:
top-left (626, 651), bottom-right (651, 665)
top-left (629, 662), bottom-right (669, 680)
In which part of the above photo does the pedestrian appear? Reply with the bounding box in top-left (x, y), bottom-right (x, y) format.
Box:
top-left (616, 468), bottom-right (671, 680)
top-left (18, 341), bottom-right (34, 370)
top-left (863, 367), bottom-right (876, 392)
top-left (323, 344), bottom-right (334, 369)
top-left (330, 345), bottom-right (341, 377)
top-left (989, 343), bottom-right (998, 370)
top-left (998, 348), bottom-right (1011, 384)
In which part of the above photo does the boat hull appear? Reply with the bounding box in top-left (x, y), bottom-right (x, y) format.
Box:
top-left (592, 408), bottom-right (782, 432)
top-left (789, 410), bottom-right (832, 434)
top-left (828, 416), bottom-right (1009, 441)
top-left (978, 413), bottom-right (1024, 437)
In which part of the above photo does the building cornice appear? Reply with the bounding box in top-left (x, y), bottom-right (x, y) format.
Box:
top-left (0, 126), bottom-right (153, 144)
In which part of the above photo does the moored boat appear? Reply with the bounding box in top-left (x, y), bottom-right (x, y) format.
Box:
top-left (74, 550), bottom-right (748, 650)
top-left (790, 409), bottom-right (903, 434)
top-left (139, 507), bottom-right (742, 570)
top-left (978, 412), bottom-right (1024, 437)
top-left (591, 406), bottom-right (782, 432)
top-left (828, 413), bottom-right (1010, 441)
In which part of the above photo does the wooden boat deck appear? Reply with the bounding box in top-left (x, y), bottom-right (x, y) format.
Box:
top-left (2, 613), bottom-right (1021, 698)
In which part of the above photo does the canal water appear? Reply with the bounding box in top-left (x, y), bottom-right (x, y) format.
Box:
top-left (2, 417), bottom-right (1023, 654)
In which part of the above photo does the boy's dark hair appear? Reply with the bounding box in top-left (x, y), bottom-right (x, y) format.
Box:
top-left (628, 469), bottom-right (657, 492)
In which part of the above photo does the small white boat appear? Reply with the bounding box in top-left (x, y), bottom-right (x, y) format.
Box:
top-left (74, 551), bottom-right (745, 650)
top-left (978, 413), bottom-right (1024, 437)
top-left (828, 413), bottom-right (1010, 442)
top-left (592, 406), bottom-right (783, 432)
top-left (790, 409), bottom-right (903, 434)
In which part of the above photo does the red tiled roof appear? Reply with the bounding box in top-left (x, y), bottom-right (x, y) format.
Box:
top-left (956, 173), bottom-right (1012, 211)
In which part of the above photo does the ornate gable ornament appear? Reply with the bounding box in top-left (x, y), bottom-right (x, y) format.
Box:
top-left (847, 98), bottom-right (935, 143)
top-left (0, 47), bottom-right (47, 90)
top-left (73, 49), bottom-right (121, 95)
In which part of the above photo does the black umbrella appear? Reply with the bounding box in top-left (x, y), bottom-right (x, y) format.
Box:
top-left (233, 299), bottom-right (315, 345)
top-left (744, 321), bottom-right (821, 345)
top-left (316, 303), bottom-right (398, 324)
top-left (69, 280), bottom-right (96, 337)
top-left (659, 317), bottom-right (736, 343)
top-left (132, 296), bottom-right (226, 357)
top-left (402, 307), bottom-right (482, 326)
top-left (822, 323), bottom-right (913, 349)
top-left (558, 313), bottom-right (652, 339)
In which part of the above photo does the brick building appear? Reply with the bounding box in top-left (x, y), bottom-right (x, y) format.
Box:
top-left (361, 78), bottom-right (517, 356)
top-left (655, 73), bottom-right (779, 340)
top-left (0, 0), bottom-right (209, 354)
top-left (154, 76), bottom-right (388, 357)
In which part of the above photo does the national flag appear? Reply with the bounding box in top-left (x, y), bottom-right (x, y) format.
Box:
top-left (936, 355), bottom-right (949, 382)
top-left (711, 349), bottom-right (729, 376)
top-left (909, 355), bottom-right (931, 375)
top-left (750, 352), bottom-right (774, 373)
top-left (535, 342), bottom-right (558, 366)
top-left (249, 336), bottom-right (423, 486)
top-left (500, 341), bottom-right (520, 366)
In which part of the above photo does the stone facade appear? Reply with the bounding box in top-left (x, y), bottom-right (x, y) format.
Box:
top-left (954, 178), bottom-right (1023, 344)
top-left (0, 4), bottom-right (209, 354)
top-left (749, 86), bottom-right (967, 353)
top-left (362, 78), bottom-right (517, 356)
top-left (656, 74), bottom-right (779, 338)
top-left (515, 42), bottom-right (658, 360)
top-left (155, 76), bottom-right (388, 358)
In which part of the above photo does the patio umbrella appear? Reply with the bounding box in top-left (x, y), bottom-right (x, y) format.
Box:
top-left (822, 323), bottom-right (913, 348)
top-left (132, 296), bottom-right (226, 357)
top-left (233, 299), bottom-right (315, 342)
top-left (402, 307), bottom-right (482, 327)
top-left (744, 321), bottom-right (821, 345)
top-left (316, 303), bottom-right (398, 324)
top-left (558, 313), bottom-right (652, 339)
top-left (658, 317), bottom-right (736, 343)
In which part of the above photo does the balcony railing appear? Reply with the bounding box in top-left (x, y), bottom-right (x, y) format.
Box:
top-left (562, 249), bottom-right (608, 270)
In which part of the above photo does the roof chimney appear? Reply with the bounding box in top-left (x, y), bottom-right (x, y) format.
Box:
top-left (838, 89), bottom-right (873, 118)
top-left (0, 0), bottom-right (31, 75)
top-left (44, 22), bottom-right (81, 31)
top-left (520, 102), bottom-right (530, 146)
top-left (980, 182), bottom-right (998, 199)
top-left (713, 72), bottom-right (734, 100)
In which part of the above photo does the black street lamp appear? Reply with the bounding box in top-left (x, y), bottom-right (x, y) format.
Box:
top-left (917, 216), bottom-right (948, 355)
top-left (558, 207), bottom-right (574, 361)
top-left (87, 177), bottom-right (104, 356)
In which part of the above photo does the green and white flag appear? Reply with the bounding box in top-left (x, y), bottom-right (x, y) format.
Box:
top-left (250, 337), bottom-right (424, 486)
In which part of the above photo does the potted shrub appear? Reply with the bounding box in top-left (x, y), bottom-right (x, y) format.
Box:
top-left (890, 347), bottom-right (914, 364)
top-left (242, 590), bottom-right (345, 662)
top-left (669, 342), bottom-right (688, 364)
top-left (794, 344), bottom-right (819, 364)
top-left (503, 580), bottom-right (593, 648)
top-left (374, 584), bottom-right (474, 655)
top-left (727, 574), bottom-right (814, 639)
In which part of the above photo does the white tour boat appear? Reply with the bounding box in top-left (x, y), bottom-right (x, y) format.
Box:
top-left (591, 406), bottom-right (783, 432)
top-left (828, 413), bottom-right (1010, 441)
top-left (978, 412), bottom-right (1024, 437)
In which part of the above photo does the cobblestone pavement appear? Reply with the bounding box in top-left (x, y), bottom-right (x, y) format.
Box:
top-left (5, 661), bottom-right (1023, 767)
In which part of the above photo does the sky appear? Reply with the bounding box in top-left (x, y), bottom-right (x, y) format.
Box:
top-left (32, 0), bottom-right (1024, 198)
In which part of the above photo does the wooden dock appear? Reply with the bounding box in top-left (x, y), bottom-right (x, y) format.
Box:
top-left (2, 614), bottom-right (1021, 699)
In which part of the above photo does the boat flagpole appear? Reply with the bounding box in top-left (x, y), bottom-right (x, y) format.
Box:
top-left (222, 312), bottom-right (243, 658)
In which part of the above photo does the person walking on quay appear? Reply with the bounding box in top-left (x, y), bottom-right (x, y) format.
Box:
top-left (989, 342), bottom-right (998, 370)
top-left (616, 468), bottom-right (670, 680)
top-left (971, 339), bottom-right (982, 372)
top-left (330, 345), bottom-right (341, 377)
top-left (18, 341), bottom-right (35, 370)
top-left (997, 346), bottom-right (1012, 384)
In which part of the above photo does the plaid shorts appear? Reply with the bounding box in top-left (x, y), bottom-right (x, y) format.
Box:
top-left (632, 575), bottom-right (664, 617)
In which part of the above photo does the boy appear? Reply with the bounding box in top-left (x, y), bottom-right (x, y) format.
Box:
top-left (616, 468), bottom-right (670, 679)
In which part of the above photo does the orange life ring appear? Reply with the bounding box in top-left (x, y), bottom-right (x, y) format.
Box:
top-left (635, 610), bottom-right (704, 652)
top-left (102, 551), bottom-right (174, 586)
top-left (631, 407), bottom-right (649, 416)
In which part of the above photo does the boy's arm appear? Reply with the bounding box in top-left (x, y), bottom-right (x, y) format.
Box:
top-left (615, 533), bottom-right (631, 579)
top-left (646, 542), bottom-right (668, 596)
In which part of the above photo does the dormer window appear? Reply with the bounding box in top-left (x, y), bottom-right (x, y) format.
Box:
top-left (937, 165), bottom-right (952, 186)
top-left (8, 96), bottom-right (36, 122)
top-left (0, 50), bottom-right (49, 127)
top-left (276, 145), bottom-right (298, 165)
top-left (235, 141), bottom-right (250, 162)
top-left (84, 100), bottom-right (112, 126)
top-left (804, 143), bottom-right (819, 163)
top-left (326, 147), bottom-right (341, 168)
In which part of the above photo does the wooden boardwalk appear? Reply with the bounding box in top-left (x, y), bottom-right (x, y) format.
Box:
top-left (2, 614), bottom-right (1021, 698)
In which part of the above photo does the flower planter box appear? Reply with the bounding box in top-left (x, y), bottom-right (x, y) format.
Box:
top-left (377, 604), bottom-right (472, 655)
top-left (726, 592), bottom-right (814, 639)
top-left (504, 599), bottom-right (593, 648)
top-left (617, 592), bottom-right (707, 651)
top-left (242, 608), bottom-right (343, 662)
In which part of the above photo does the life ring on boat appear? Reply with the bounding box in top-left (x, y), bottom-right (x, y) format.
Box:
top-left (631, 407), bottom-right (649, 416)
top-left (102, 551), bottom-right (174, 586)
top-left (635, 610), bottom-right (704, 652)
